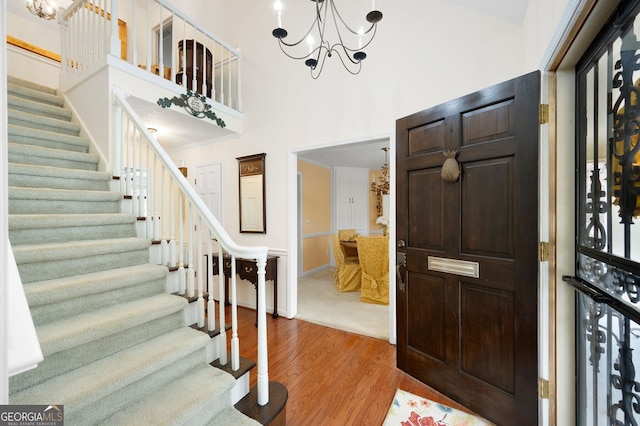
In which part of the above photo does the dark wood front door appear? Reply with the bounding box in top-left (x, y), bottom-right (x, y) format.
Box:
top-left (396, 71), bottom-right (540, 426)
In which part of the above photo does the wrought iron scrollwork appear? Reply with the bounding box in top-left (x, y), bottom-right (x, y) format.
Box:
top-left (585, 167), bottom-right (607, 250)
top-left (611, 321), bottom-right (640, 426)
top-left (585, 299), bottom-right (606, 370)
top-left (611, 44), bottom-right (640, 225)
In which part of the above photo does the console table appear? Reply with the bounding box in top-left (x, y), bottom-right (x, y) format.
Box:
top-left (205, 254), bottom-right (279, 324)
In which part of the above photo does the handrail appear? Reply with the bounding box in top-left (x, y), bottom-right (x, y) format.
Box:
top-left (112, 87), bottom-right (269, 405)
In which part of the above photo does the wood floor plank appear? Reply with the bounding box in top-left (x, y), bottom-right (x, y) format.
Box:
top-left (233, 307), bottom-right (480, 425)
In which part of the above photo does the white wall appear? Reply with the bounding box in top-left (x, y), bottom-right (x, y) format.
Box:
top-left (164, 0), bottom-right (571, 316)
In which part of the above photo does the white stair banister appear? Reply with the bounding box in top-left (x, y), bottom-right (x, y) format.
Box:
top-left (111, 87), bottom-right (269, 404)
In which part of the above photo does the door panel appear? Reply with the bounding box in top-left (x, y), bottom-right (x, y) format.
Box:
top-left (407, 273), bottom-right (446, 361)
top-left (408, 169), bottom-right (444, 250)
top-left (396, 71), bottom-right (540, 426)
top-left (461, 157), bottom-right (514, 257)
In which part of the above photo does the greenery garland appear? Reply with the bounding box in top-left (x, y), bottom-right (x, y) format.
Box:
top-left (157, 89), bottom-right (226, 128)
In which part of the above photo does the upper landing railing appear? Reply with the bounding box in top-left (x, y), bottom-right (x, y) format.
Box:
top-left (59, 0), bottom-right (241, 113)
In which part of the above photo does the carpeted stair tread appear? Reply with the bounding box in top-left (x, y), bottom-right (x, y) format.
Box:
top-left (9, 142), bottom-right (99, 171)
top-left (8, 75), bottom-right (58, 96)
top-left (9, 187), bottom-right (122, 214)
top-left (24, 263), bottom-right (167, 307)
top-left (10, 327), bottom-right (211, 418)
top-left (7, 81), bottom-right (62, 107)
top-left (9, 311), bottom-right (185, 395)
top-left (9, 124), bottom-right (90, 153)
top-left (12, 237), bottom-right (151, 283)
top-left (9, 162), bottom-right (111, 191)
top-left (9, 109), bottom-right (80, 136)
top-left (8, 94), bottom-right (72, 121)
top-left (207, 406), bottom-right (262, 426)
top-left (99, 365), bottom-right (250, 426)
top-left (13, 237), bottom-right (149, 264)
top-left (9, 213), bottom-right (137, 245)
top-left (35, 293), bottom-right (187, 356)
top-left (24, 264), bottom-right (168, 325)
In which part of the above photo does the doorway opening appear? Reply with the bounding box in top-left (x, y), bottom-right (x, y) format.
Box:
top-left (292, 137), bottom-right (393, 341)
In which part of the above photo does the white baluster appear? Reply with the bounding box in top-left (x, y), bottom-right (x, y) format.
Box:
top-left (219, 253), bottom-right (230, 366)
top-left (169, 177), bottom-right (176, 267)
top-left (160, 168), bottom-right (168, 265)
top-left (231, 252), bottom-right (239, 371)
top-left (187, 202), bottom-right (195, 298)
top-left (197, 216), bottom-right (205, 328)
top-left (178, 189), bottom-right (186, 295)
top-left (207, 233), bottom-right (216, 332)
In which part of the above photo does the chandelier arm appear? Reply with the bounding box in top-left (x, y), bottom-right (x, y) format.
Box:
top-left (330, 44), bottom-right (360, 66)
top-left (331, 0), bottom-right (371, 36)
top-left (357, 24), bottom-right (378, 51)
top-left (310, 48), bottom-right (330, 79)
top-left (332, 49), bottom-right (363, 74)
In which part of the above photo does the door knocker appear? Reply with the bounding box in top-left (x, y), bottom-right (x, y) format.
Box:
top-left (441, 150), bottom-right (460, 183)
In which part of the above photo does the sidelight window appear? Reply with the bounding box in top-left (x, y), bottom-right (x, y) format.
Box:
top-left (570, 0), bottom-right (640, 424)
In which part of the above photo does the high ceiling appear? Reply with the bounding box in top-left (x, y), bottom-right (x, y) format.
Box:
top-left (7, 0), bottom-right (530, 169)
top-left (442, 0), bottom-right (529, 25)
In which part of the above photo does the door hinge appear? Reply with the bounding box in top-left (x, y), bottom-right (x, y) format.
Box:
top-left (538, 241), bottom-right (550, 262)
top-left (538, 378), bottom-right (550, 399)
top-left (539, 104), bottom-right (549, 124)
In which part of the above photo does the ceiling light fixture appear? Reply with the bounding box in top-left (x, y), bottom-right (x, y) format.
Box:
top-left (272, 0), bottom-right (383, 79)
top-left (371, 147), bottom-right (389, 215)
top-left (25, 0), bottom-right (58, 20)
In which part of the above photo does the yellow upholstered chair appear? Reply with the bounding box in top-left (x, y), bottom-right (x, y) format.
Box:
top-left (331, 234), bottom-right (361, 292)
top-left (356, 235), bottom-right (389, 305)
top-left (338, 229), bottom-right (357, 241)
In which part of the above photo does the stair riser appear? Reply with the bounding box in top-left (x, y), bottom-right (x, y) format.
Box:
top-left (29, 278), bottom-right (167, 325)
top-left (10, 311), bottom-right (185, 394)
top-left (16, 249), bottom-right (150, 284)
top-left (10, 223), bottom-right (137, 246)
top-left (9, 199), bottom-right (121, 215)
top-left (9, 152), bottom-right (98, 171)
top-left (9, 174), bottom-right (111, 191)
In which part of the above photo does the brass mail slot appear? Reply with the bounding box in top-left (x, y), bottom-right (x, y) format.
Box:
top-left (427, 256), bottom-right (479, 278)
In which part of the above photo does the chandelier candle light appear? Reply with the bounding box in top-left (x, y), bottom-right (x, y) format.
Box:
top-left (272, 0), bottom-right (383, 78)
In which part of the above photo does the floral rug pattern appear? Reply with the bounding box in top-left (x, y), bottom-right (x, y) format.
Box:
top-left (383, 389), bottom-right (495, 426)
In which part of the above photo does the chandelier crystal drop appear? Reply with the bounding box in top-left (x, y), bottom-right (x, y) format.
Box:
top-left (272, 0), bottom-right (383, 79)
top-left (25, 0), bottom-right (58, 20)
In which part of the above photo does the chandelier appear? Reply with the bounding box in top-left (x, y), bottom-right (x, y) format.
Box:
top-left (25, 0), bottom-right (58, 20)
top-left (272, 0), bottom-right (383, 79)
top-left (371, 147), bottom-right (389, 215)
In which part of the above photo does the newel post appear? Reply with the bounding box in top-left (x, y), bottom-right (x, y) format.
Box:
top-left (256, 255), bottom-right (270, 406)
top-left (108, 0), bottom-right (120, 58)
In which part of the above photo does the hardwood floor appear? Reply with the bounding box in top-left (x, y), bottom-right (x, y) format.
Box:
top-left (233, 306), bottom-right (479, 425)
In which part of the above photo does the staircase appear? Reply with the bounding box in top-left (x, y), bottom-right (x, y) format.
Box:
top-left (6, 76), bottom-right (259, 425)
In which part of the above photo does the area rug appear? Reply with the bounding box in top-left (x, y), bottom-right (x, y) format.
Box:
top-left (383, 389), bottom-right (495, 426)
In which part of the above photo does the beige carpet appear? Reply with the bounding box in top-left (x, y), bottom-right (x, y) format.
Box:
top-left (296, 267), bottom-right (389, 340)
